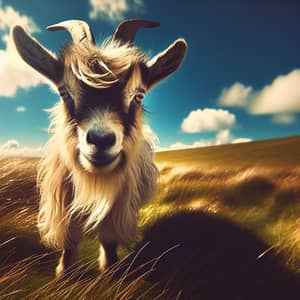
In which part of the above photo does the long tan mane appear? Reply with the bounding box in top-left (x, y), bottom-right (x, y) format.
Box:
top-left (37, 97), bottom-right (158, 249)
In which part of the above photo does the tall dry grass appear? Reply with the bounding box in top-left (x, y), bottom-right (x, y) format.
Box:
top-left (0, 155), bottom-right (300, 299)
top-left (154, 163), bottom-right (300, 266)
top-left (0, 157), bottom-right (175, 299)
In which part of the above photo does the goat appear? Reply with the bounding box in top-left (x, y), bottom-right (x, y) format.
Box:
top-left (13, 19), bottom-right (187, 276)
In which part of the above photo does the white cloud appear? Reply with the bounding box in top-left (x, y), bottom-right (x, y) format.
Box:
top-left (218, 70), bottom-right (300, 122)
top-left (167, 142), bottom-right (190, 150)
top-left (163, 129), bottom-right (252, 151)
top-left (232, 138), bottom-right (252, 144)
top-left (0, 3), bottom-right (48, 97)
top-left (0, 140), bottom-right (43, 157)
top-left (0, 5), bottom-right (39, 33)
top-left (168, 140), bottom-right (211, 151)
top-left (89, 0), bottom-right (143, 22)
top-left (181, 108), bottom-right (236, 133)
top-left (215, 129), bottom-right (231, 145)
top-left (218, 82), bottom-right (253, 107)
top-left (16, 106), bottom-right (26, 112)
top-left (250, 70), bottom-right (300, 114)
top-left (271, 113), bottom-right (296, 125)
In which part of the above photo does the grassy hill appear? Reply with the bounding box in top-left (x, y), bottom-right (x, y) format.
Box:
top-left (155, 135), bottom-right (300, 167)
top-left (0, 136), bottom-right (300, 299)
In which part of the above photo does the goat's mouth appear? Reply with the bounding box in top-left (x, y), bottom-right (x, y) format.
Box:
top-left (79, 150), bottom-right (123, 173)
top-left (87, 152), bottom-right (121, 167)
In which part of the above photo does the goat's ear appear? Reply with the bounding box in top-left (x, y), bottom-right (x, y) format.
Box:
top-left (146, 38), bottom-right (187, 89)
top-left (13, 26), bottom-right (63, 85)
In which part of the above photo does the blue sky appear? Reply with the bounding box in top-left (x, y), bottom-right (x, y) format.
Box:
top-left (0, 0), bottom-right (300, 155)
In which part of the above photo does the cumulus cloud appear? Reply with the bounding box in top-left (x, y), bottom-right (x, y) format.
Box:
top-left (232, 138), bottom-right (252, 144)
top-left (16, 106), bottom-right (26, 112)
top-left (0, 140), bottom-right (43, 157)
top-left (168, 140), bottom-right (211, 151)
top-left (218, 70), bottom-right (300, 122)
top-left (0, 5), bottom-right (39, 33)
top-left (0, 3), bottom-right (48, 97)
top-left (89, 0), bottom-right (143, 22)
top-left (215, 129), bottom-right (231, 145)
top-left (250, 70), bottom-right (300, 114)
top-left (218, 82), bottom-right (253, 107)
top-left (163, 129), bottom-right (252, 151)
top-left (181, 108), bottom-right (236, 133)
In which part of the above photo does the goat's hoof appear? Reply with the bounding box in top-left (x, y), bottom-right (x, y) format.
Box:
top-left (55, 263), bottom-right (64, 278)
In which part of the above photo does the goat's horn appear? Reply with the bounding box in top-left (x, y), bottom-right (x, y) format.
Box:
top-left (113, 19), bottom-right (160, 45)
top-left (47, 20), bottom-right (95, 46)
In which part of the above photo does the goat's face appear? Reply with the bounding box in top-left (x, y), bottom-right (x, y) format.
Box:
top-left (13, 19), bottom-right (187, 174)
top-left (62, 48), bottom-right (147, 173)
top-left (74, 81), bottom-right (130, 173)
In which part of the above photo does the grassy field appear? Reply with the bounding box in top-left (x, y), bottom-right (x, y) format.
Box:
top-left (0, 136), bottom-right (300, 299)
top-left (156, 135), bottom-right (300, 167)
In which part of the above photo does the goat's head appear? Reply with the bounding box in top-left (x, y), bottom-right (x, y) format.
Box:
top-left (13, 19), bottom-right (187, 174)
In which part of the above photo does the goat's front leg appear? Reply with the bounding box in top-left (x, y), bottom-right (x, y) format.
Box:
top-left (98, 215), bottom-right (119, 272)
top-left (99, 241), bottom-right (119, 272)
top-left (56, 247), bottom-right (79, 277)
top-left (56, 218), bottom-right (82, 278)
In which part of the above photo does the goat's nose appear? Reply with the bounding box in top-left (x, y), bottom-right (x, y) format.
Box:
top-left (86, 129), bottom-right (116, 150)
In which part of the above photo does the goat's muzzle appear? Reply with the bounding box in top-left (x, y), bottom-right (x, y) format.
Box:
top-left (86, 128), bottom-right (116, 150)
top-left (77, 125), bottom-right (124, 173)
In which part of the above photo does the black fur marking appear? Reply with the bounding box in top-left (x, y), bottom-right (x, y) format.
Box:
top-left (126, 98), bottom-right (141, 134)
top-left (59, 85), bottom-right (75, 117)
top-left (71, 78), bottom-right (143, 138)
top-left (74, 81), bottom-right (125, 123)
top-left (62, 61), bottom-right (145, 138)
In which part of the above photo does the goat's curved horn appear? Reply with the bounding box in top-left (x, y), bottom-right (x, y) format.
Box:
top-left (47, 20), bottom-right (95, 46)
top-left (113, 19), bottom-right (160, 45)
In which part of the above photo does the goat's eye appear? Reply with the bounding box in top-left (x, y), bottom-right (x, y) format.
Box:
top-left (134, 91), bottom-right (145, 103)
